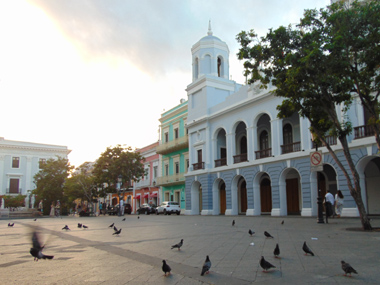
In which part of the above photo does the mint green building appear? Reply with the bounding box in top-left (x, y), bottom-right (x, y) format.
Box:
top-left (156, 99), bottom-right (188, 212)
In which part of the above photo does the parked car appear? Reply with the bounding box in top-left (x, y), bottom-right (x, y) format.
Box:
top-left (137, 203), bottom-right (156, 215)
top-left (108, 203), bottom-right (132, 215)
top-left (124, 203), bottom-right (132, 215)
top-left (156, 201), bottom-right (181, 215)
top-left (107, 205), bottom-right (119, 215)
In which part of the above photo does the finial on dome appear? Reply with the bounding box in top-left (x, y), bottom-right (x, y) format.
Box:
top-left (208, 20), bottom-right (213, 36)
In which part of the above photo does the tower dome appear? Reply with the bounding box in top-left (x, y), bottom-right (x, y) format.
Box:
top-left (191, 21), bottom-right (230, 82)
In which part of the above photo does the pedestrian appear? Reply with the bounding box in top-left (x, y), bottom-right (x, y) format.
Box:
top-left (103, 202), bottom-right (106, 215)
top-left (50, 202), bottom-right (55, 217)
top-left (55, 200), bottom-right (61, 217)
top-left (324, 190), bottom-right (335, 223)
top-left (99, 202), bottom-right (102, 216)
top-left (107, 204), bottom-right (111, 215)
top-left (120, 199), bottom-right (125, 216)
top-left (335, 190), bottom-right (344, 218)
top-left (38, 200), bottom-right (43, 214)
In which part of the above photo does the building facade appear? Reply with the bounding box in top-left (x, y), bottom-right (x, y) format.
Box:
top-left (0, 137), bottom-right (71, 207)
top-left (156, 100), bottom-right (188, 212)
top-left (184, 27), bottom-right (380, 217)
top-left (133, 142), bottom-right (160, 212)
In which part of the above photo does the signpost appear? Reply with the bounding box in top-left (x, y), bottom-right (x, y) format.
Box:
top-left (310, 151), bottom-right (323, 172)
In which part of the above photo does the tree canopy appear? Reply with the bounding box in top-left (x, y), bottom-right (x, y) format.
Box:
top-left (236, 0), bottom-right (378, 230)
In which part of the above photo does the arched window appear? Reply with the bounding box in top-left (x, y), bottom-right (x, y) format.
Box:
top-left (283, 124), bottom-right (293, 145)
top-left (194, 57), bottom-right (199, 79)
top-left (260, 130), bottom-right (269, 150)
top-left (218, 57), bottom-right (222, 77)
top-left (240, 136), bottom-right (247, 154)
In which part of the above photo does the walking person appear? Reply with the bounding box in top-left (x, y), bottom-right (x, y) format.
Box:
top-left (120, 199), bottom-right (125, 216)
top-left (324, 190), bottom-right (335, 223)
top-left (335, 190), bottom-right (344, 218)
top-left (103, 202), bottom-right (106, 215)
top-left (50, 202), bottom-right (55, 217)
top-left (99, 202), bottom-right (102, 216)
top-left (38, 200), bottom-right (43, 215)
top-left (55, 200), bottom-right (61, 218)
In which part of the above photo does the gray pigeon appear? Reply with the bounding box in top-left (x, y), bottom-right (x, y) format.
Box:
top-left (162, 260), bottom-right (171, 276)
top-left (341, 260), bottom-right (358, 277)
top-left (122, 218), bottom-right (126, 221)
top-left (78, 223), bottom-right (82, 228)
top-left (200, 255), bottom-right (211, 276)
top-left (249, 229), bottom-right (254, 236)
top-left (113, 228), bottom-right (122, 235)
top-left (302, 241), bottom-right (314, 256)
top-left (113, 226), bottom-right (118, 232)
top-left (83, 225), bottom-right (88, 229)
top-left (273, 243), bottom-right (280, 258)
top-left (30, 231), bottom-right (54, 261)
top-left (171, 239), bottom-right (183, 251)
top-left (281, 220), bottom-right (284, 225)
top-left (62, 225), bottom-right (70, 230)
top-left (8, 223), bottom-right (14, 227)
top-left (260, 256), bottom-right (276, 272)
top-left (109, 223), bottom-right (114, 228)
top-left (264, 231), bottom-right (274, 238)
top-left (232, 220), bottom-right (235, 226)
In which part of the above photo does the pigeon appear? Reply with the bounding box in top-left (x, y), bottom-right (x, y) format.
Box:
top-left (264, 231), bottom-right (274, 238)
top-left (30, 231), bottom-right (54, 261)
top-left (113, 226), bottom-right (118, 232)
top-left (83, 225), bottom-right (88, 229)
top-left (273, 244), bottom-right (280, 258)
top-left (34, 219), bottom-right (37, 221)
top-left (8, 223), bottom-right (14, 227)
top-left (162, 260), bottom-right (171, 276)
top-left (62, 225), bottom-right (70, 230)
top-left (113, 228), bottom-right (122, 235)
top-left (281, 220), bottom-right (284, 225)
top-left (260, 256), bottom-right (276, 272)
top-left (302, 241), bottom-right (314, 256)
top-left (77, 223), bottom-right (82, 228)
top-left (232, 220), bottom-right (235, 226)
top-left (341, 260), bottom-right (358, 277)
top-left (248, 229), bottom-right (255, 236)
top-left (171, 239), bottom-right (183, 251)
top-left (138, 216), bottom-right (140, 219)
top-left (109, 223), bottom-right (114, 228)
top-left (200, 255), bottom-right (211, 276)
top-left (122, 218), bottom-right (126, 221)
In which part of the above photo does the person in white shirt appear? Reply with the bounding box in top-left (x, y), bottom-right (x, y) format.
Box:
top-left (120, 199), bottom-right (125, 216)
top-left (324, 190), bottom-right (335, 223)
top-left (335, 190), bottom-right (344, 218)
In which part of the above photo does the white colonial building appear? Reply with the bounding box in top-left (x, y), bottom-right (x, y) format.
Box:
top-left (0, 137), bottom-right (71, 208)
top-left (184, 26), bottom-right (380, 217)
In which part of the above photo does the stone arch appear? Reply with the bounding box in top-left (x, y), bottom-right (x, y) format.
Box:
top-left (214, 127), bottom-right (227, 167)
top-left (279, 167), bottom-right (302, 216)
top-left (212, 178), bottom-right (226, 215)
top-left (253, 172), bottom-right (272, 215)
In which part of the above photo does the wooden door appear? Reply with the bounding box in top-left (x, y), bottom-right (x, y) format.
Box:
top-left (220, 183), bottom-right (226, 215)
top-left (260, 179), bottom-right (272, 213)
top-left (286, 178), bottom-right (300, 214)
top-left (240, 185), bottom-right (247, 213)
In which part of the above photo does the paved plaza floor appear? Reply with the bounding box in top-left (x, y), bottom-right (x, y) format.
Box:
top-left (1, 214), bottom-right (379, 284)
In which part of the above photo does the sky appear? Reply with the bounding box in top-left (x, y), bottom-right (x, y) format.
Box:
top-left (0, 0), bottom-right (330, 168)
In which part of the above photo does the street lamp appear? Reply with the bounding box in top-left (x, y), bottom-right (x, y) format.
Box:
top-left (118, 175), bottom-right (122, 216)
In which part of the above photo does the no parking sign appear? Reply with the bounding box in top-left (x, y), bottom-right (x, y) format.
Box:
top-left (310, 151), bottom-right (323, 171)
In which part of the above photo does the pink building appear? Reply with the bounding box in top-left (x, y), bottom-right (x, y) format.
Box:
top-left (133, 142), bottom-right (159, 213)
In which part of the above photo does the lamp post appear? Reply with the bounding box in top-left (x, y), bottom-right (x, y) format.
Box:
top-left (313, 140), bottom-right (324, 224)
top-left (118, 175), bottom-right (122, 216)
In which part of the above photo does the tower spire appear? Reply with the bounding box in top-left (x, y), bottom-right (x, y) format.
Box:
top-left (207, 20), bottom-right (213, 36)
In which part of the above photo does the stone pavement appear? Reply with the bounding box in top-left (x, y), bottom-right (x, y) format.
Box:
top-left (1, 214), bottom-right (379, 284)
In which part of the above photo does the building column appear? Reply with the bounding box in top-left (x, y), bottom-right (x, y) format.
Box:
top-left (246, 126), bottom-right (255, 162)
top-left (253, 184), bottom-right (261, 216)
top-left (0, 156), bottom-right (4, 195)
top-left (205, 125), bottom-right (211, 169)
top-left (226, 133), bottom-right (235, 166)
top-left (271, 118), bottom-right (282, 156)
top-left (300, 117), bottom-right (312, 150)
top-left (278, 181), bottom-right (287, 216)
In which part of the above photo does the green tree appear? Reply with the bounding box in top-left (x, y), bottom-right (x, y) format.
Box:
top-left (65, 162), bottom-right (100, 213)
top-left (236, 1), bottom-right (377, 230)
top-left (0, 195), bottom-right (26, 208)
top-left (33, 156), bottom-right (73, 215)
top-left (92, 145), bottom-right (146, 201)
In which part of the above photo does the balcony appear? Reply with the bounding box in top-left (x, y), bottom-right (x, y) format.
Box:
top-left (215, 158), bottom-right (227, 168)
top-left (281, 141), bottom-right (301, 154)
top-left (6, 188), bottom-right (22, 194)
top-left (156, 173), bottom-right (185, 186)
top-left (233, 153), bottom-right (248, 164)
top-left (255, 148), bottom-right (272, 159)
top-left (156, 135), bottom-right (188, 155)
top-left (134, 179), bottom-right (151, 189)
top-left (192, 162), bottom-right (205, 170)
top-left (354, 125), bottom-right (376, 139)
top-left (312, 136), bottom-right (337, 147)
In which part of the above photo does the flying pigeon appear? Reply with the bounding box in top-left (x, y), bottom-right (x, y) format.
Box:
top-left (83, 225), bottom-right (88, 229)
top-left (77, 223), bottom-right (82, 228)
top-left (171, 239), bottom-right (183, 251)
top-left (341, 260), bottom-right (358, 277)
top-left (273, 244), bottom-right (280, 258)
top-left (8, 223), bottom-right (14, 227)
top-left (264, 231), bottom-right (274, 238)
top-left (162, 260), bottom-right (171, 276)
top-left (260, 256), bottom-right (276, 272)
top-left (200, 255), bottom-right (211, 276)
top-left (109, 223), bottom-right (114, 228)
top-left (62, 225), bottom-right (70, 231)
top-left (302, 241), bottom-right (314, 256)
top-left (122, 218), bottom-right (126, 221)
top-left (30, 231), bottom-right (54, 261)
top-left (281, 220), bottom-right (284, 225)
top-left (113, 228), bottom-right (122, 235)
top-left (232, 220), bottom-right (235, 226)
top-left (113, 226), bottom-right (118, 232)
top-left (248, 229), bottom-right (255, 236)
